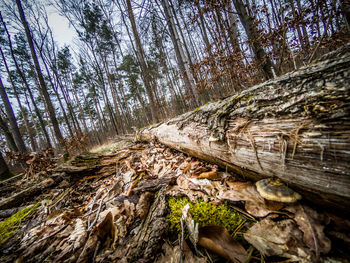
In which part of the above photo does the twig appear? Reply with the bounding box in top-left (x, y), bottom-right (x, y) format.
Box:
top-left (87, 187), bottom-right (108, 232)
top-left (307, 18), bottom-right (331, 64)
top-left (232, 219), bottom-right (247, 238)
top-left (178, 218), bottom-right (184, 263)
top-left (243, 246), bottom-right (254, 263)
top-left (92, 240), bottom-right (101, 263)
top-left (229, 204), bottom-right (257, 221)
top-left (87, 189), bottom-right (104, 229)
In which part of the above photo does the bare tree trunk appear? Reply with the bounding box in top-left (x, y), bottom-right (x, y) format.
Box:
top-left (0, 152), bottom-right (11, 180)
top-left (0, 47), bottom-right (37, 151)
top-left (232, 0), bottom-right (277, 79)
top-left (160, 0), bottom-right (201, 107)
top-left (0, 76), bottom-right (27, 153)
top-left (0, 12), bottom-right (52, 148)
top-left (0, 112), bottom-right (18, 152)
top-left (39, 50), bottom-right (74, 138)
top-left (125, 0), bottom-right (159, 123)
top-left (16, 0), bottom-right (64, 149)
top-left (23, 90), bottom-right (45, 149)
top-left (139, 48), bottom-right (350, 213)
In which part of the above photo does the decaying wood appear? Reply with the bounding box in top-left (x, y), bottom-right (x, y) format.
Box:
top-left (109, 188), bottom-right (168, 262)
top-left (139, 46), bottom-right (350, 212)
top-left (0, 177), bottom-right (60, 210)
top-left (0, 206), bottom-right (26, 218)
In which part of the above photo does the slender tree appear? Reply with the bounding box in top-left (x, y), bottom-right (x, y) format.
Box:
top-left (125, 0), bottom-right (159, 123)
top-left (16, 0), bottom-right (64, 148)
top-left (232, 0), bottom-right (277, 79)
top-left (0, 111), bottom-right (19, 152)
top-left (0, 76), bottom-right (27, 153)
top-left (0, 14), bottom-right (52, 148)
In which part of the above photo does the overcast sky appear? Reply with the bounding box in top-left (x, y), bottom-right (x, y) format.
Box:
top-left (46, 4), bottom-right (76, 47)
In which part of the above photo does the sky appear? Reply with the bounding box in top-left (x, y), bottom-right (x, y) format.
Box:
top-left (46, 5), bottom-right (77, 47)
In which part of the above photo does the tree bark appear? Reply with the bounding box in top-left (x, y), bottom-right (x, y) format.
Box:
top-left (161, 0), bottom-right (201, 107)
top-left (0, 12), bottom-right (52, 148)
top-left (0, 152), bottom-right (11, 180)
top-left (0, 46), bottom-right (37, 151)
top-left (232, 0), bottom-right (277, 80)
top-left (126, 0), bottom-right (159, 123)
top-left (0, 113), bottom-right (19, 152)
top-left (0, 76), bottom-right (27, 153)
top-left (139, 46), bottom-right (350, 213)
top-left (16, 0), bottom-right (64, 149)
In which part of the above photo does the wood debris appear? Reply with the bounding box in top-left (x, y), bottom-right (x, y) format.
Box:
top-left (0, 139), bottom-right (348, 262)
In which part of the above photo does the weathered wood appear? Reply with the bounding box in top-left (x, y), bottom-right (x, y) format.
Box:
top-left (139, 46), bottom-right (350, 213)
top-left (0, 178), bottom-right (57, 210)
top-left (109, 188), bottom-right (168, 262)
top-left (0, 206), bottom-right (27, 218)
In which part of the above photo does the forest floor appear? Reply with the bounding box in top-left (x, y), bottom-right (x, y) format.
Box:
top-left (0, 136), bottom-right (349, 262)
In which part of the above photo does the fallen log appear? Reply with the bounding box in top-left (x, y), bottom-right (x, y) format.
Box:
top-left (139, 46), bottom-right (350, 213)
top-left (0, 177), bottom-right (59, 210)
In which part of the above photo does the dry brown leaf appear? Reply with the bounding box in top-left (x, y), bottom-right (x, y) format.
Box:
top-left (286, 204), bottom-right (331, 256)
top-left (244, 217), bottom-right (311, 260)
top-left (166, 185), bottom-right (209, 202)
top-left (226, 181), bottom-right (253, 190)
top-left (136, 192), bottom-right (154, 220)
top-left (183, 163), bottom-right (192, 174)
top-left (177, 175), bottom-right (201, 191)
top-left (198, 225), bottom-right (247, 263)
top-left (197, 171), bottom-right (220, 180)
top-left (156, 241), bottom-right (207, 263)
top-left (219, 183), bottom-right (283, 217)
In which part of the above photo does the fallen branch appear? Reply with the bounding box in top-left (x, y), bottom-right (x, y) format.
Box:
top-left (139, 46), bottom-right (350, 213)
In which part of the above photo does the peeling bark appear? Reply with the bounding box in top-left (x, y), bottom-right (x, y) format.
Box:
top-left (139, 46), bottom-right (350, 213)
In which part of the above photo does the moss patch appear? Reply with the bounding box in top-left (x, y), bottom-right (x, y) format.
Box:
top-left (0, 202), bottom-right (41, 245)
top-left (168, 197), bottom-right (243, 234)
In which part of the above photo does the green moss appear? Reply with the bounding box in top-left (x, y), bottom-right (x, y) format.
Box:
top-left (193, 106), bottom-right (202, 112)
top-left (71, 154), bottom-right (100, 167)
top-left (133, 172), bottom-right (145, 187)
top-left (0, 202), bottom-right (41, 245)
top-left (167, 197), bottom-right (243, 233)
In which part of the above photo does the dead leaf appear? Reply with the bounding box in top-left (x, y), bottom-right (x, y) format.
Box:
top-left (156, 241), bottom-right (207, 263)
top-left (286, 204), bottom-right (331, 256)
top-left (136, 192), bottom-right (154, 220)
top-left (244, 217), bottom-right (311, 260)
top-left (166, 185), bottom-right (209, 202)
top-left (197, 171), bottom-right (220, 180)
top-left (198, 225), bottom-right (247, 263)
top-left (183, 163), bottom-right (192, 174)
top-left (219, 183), bottom-right (282, 217)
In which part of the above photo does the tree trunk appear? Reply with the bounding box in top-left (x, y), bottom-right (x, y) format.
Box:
top-left (126, 0), bottom-right (159, 123)
top-left (0, 152), bottom-right (11, 180)
top-left (139, 47), bottom-right (350, 213)
top-left (0, 76), bottom-right (27, 153)
top-left (0, 47), bottom-right (37, 152)
top-left (0, 113), bottom-right (18, 152)
top-left (16, 0), bottom-right (64, 149)
top-left (0, 12), bottom-right (52, 148)
top-left (161, 0), bottom-right (201, 107)
top-left (232, 0), bottom-right (277, 80)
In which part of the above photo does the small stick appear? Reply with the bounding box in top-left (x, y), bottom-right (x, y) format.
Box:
top-left (178, 218), bottom-right (184, 263)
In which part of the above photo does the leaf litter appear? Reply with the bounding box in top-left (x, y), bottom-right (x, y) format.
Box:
top-left (0, 138), bottom-right (347, 262)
